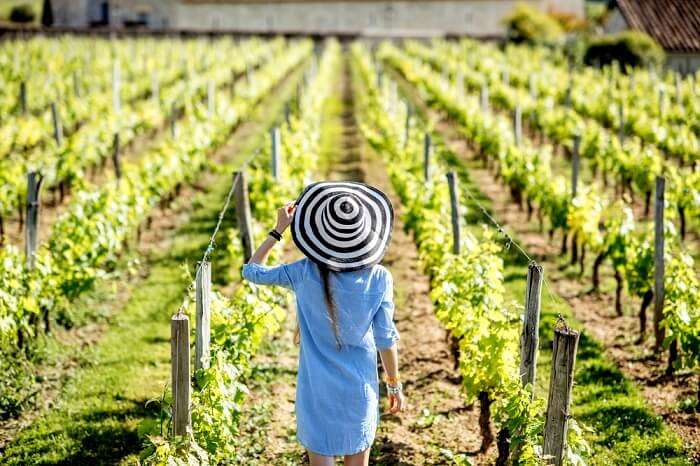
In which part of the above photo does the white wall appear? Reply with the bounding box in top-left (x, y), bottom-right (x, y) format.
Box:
top-left (173, 0), bottom-right (584, 36)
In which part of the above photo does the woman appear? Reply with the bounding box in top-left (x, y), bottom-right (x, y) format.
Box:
top-left (242, 181), bottom-right (405, 466)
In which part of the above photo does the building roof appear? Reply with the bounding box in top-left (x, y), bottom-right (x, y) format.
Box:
top-left (612, 0), bottom-right (700, 53)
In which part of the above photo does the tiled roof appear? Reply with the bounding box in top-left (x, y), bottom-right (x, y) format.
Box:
top-left (614, 0), bottom-right (700, 52)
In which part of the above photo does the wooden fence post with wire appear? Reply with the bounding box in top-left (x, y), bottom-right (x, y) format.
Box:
top-left (543, 323), bottom-right (580, 465)
top-left (498, 262), bottom-right (544, 466)
top-left (171, 312), bottom-right (191, 436)
top-left (51, 102), bottom-right (63, 146)
top-left (653, 176), bottom-right (665, 351)
top-left (446, 171), bottom-right (461, 255)
top-left (423, 133), bottom-right (431, 182)
top-left (195, 261), bottom-right (211, 371)
top-left (112, 133), bottom-right (122, 179)
top-left (271, 126), bottom-right (281, 180)
top-left (19, 81), bottom-right (27, 114)
top-left (234, 171), bottom-right (254, 263)
top-left (25, 171), bottom-right (43, 270)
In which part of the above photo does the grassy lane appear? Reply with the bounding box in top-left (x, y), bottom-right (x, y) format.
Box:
top-left (387, 68), bottom-right (692, 464)
top-left (0, 63), bottom-right (305, 466)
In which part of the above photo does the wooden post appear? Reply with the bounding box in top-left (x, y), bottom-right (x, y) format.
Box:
top-left (513, 104), bottom-right (522, 147)
top-left (112, 61), bottom-right (121, 115)
top-left (571, 135), bottom-right (581, 198)
top-left (171, 312), bottom-right (191, 436)
top-left (151, 74), bottom-right (159, 104)
top-left (502, 68), bottom-right (509, 85)
top-left (112, 133), bottom-right (122, 179)
top-left (19, 81), bottom-right (27, 114)
top-left (404, 104), bottom-right (412, 147)
top-left (658, 88), bottom-right (665, 118)
top-left (73, 72), bottom-right (80, 97)
top-left (170, 105), bottom-right (178, 139)
top-left (618, 103), bottom-right (625, 143)
top-left (207, 80), bottom-right (215, 117)
top-left (519, 263), bottom-right (543, 393)
top-left (423, 133), bottom-right (431, 182)
top-left (653, 176), bottom-right (665, 350)
top-left (25, 172), bottom-right (43, 270)
top-left (456, 71), bottom-right (464, 98)
top-left (234, 171), bottom-right (254, 262)
top-left (543, 325), bottom-right (580, 465)
top-left (480, 82), bottom-right (489, 112)
top-left (50, 102), bottom-right (63, 146)
top-left (270, 126), bottom-right (281, 180)
top-left (446, 172), bottom-right (461, 255)
top-left (195, 261), bottom-right (211, 371)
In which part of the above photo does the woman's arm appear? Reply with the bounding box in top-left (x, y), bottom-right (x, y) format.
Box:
top-left (248, 202), bottom-right (296, 265)
top-left (378, 345), bottom-right (405, 414)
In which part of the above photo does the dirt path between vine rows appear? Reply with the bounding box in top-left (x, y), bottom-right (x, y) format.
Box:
top-left (391, 69), bottom-right (700, 460)
top-left (0, 60), bottom-right (306, 462)
top-left (238, 50), bottom-right (488, 465)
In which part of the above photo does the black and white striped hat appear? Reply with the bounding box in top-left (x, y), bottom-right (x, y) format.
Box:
top-left (291, 181), bottom-right (394, 272)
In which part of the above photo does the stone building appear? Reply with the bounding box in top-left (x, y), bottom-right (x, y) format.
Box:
top-left (45, 0), bottom-right (584, 37)
top-left (605, 0), bottom-right (700, 74)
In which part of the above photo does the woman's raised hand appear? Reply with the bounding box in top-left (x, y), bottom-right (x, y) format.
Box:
top-left (275, 202), bottom-right (296, 232)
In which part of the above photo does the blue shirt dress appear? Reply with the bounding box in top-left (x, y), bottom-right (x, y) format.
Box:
top-left (242, 258), bottom-right (400, 456)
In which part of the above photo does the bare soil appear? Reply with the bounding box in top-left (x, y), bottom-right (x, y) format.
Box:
top-left (239, 52), bottom-right (490, 465)
top-left (413, 83), bottom-right (700, 461)
top-left (0, 63), bottom-right (305, 451)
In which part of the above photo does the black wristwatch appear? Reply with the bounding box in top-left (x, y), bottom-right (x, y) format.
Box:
top-left (269, 229), bottom-right (283, 241)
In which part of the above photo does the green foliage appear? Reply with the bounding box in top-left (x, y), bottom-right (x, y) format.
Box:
top-left (504, 3), bottom-right (564, 45)
top-left (583, 31), bottom-right (665, 70)
top-left (142, 39), bottom-right (338, 465)
top-left (378, 39), bottom-right (692, 465)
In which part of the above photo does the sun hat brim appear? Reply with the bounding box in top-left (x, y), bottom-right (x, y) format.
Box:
top-left (291, 181), bottom-right (394, 272)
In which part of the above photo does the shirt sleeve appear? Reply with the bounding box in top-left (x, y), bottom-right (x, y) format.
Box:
top-left (372, 269), bottom-right (400, 350)
top-left (242, 260), bottom-right (304, 290)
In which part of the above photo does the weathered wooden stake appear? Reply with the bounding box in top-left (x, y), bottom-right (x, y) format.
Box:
top-left (404, 104), bottom-right (412, 147)
top-left (658, 88), bottom-right (665, 118)
top-left (25, 172), bottom-right (43, 270)
top-left (112, 61), bottom-right (121, 114)
top-left (618, 103), bottom-right (625, 143)
top-left (423, 133), bottom-right (431, 182)
top-left (543, 325), bottom-right (580, 465)
top-left (73, 72), bottom-right (80, 97)
top-left (653, 176), bottom-right (665, 350)
top-left (513, 104), bottom-right (522, 147)
top-left (171, 312), bottom-right (191, 436)
top-left (195, 261), bottom-right (211, 371)
top-left (50, 102), bottom-right (63, 146)
top-left (571, 135), bottom-right (581, 198)
top-left (480, 82), bottom-right (490, 112)
top-left (151, 74), bottom-right (160, 104)
top-left (170, 105), bottom-right (178, 139)
top-left (284, 103), bottom-right (291, 127)
top-left (446, 172), bottom-right (461, 255)
top-left (520, 263), bottom-right (543, 393)
top-left (271, 126), bottom-right (281, 180)
top-left (207, 80), bottom-right (215, 116)
top-left (19, 81), bottom-right (27, 114)
top-left (529, 73), bottom-right (537, 98)
top-left (112, 133), bottom-right (122, 179)
top-left (234, 171), bottom-right (254, 262)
